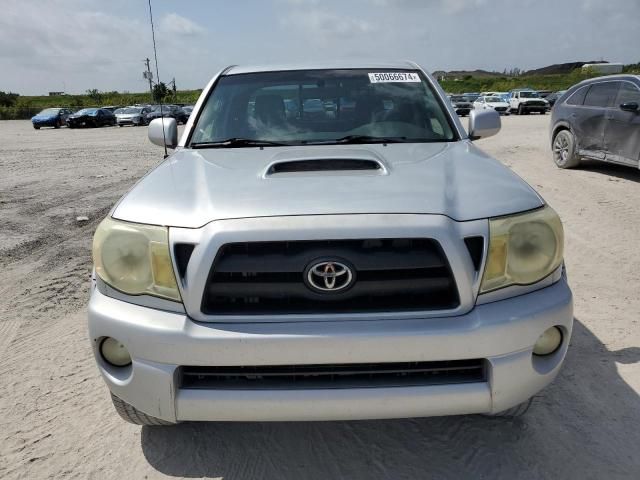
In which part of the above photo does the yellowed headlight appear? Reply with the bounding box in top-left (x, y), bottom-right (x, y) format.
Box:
top-left (480, 206), bottom-right (564, 293)
top-left (93, 217), bottom-right (181, 301)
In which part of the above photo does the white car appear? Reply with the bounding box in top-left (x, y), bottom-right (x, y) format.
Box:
top-left (509, 90), bottom-right (549, 115)
top-left (115, 107), bottom-right (150, 127)
top-left (473, 95), bottom-right (510, 115)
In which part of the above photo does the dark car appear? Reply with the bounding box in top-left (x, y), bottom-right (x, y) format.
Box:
top-left (101, 106), bottom-right (123, 113)
top-left (448, 95), bottom-right (472, 116)
top-left (181, 105), bottom-right (194, 121)
top-left (546, 90), bottom-right (567, 108)
top-left (462, 92), bottom-right (480, 102)
top-left (31, 108), bottom-right (72, 129)
top-left (550, 75), bottom-right (640, 169)
top-left (145, 105), bottom-right (188, 124)
top-left (67, 108), bottom-right (116, 128)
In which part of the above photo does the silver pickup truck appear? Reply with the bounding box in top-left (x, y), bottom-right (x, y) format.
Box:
top-left (88, 61), bottom-right (572, 425)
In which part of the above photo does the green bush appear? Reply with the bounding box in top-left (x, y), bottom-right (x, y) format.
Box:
top-left (439, 68), bottom-right (606, 94)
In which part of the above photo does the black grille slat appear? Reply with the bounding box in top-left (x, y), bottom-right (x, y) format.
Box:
top-left (214, 250), bottom-right (446, 272)
top-left (202, 239), bottom-right (460, 315)
top-left (205, 277), bottom-right (453, 299)
top-left (180, 360), bottom-right (486, 390)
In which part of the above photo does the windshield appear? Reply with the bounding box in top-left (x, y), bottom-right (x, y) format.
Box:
top-left (190, 69), bottom-right (456, 146)
top-left (39, 108), bottom-right (60, 115)
top-left (486, 96), bottom-right (503, 102)
top-left (450, 95), bottom-right (469, 102)
top-left (75, 108), bottom-right (97, 115)
top-left (519, 91), bottom-right (539, 98)
top-left (122, 108), bottom-right (141, 114)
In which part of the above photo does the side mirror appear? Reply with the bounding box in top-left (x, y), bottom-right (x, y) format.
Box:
top-left (620, 102), bottom-right (639, 113)
top-left (468, 109), bottom-right (501, 140)
top-left (148, 117), bottom-right (178, 148)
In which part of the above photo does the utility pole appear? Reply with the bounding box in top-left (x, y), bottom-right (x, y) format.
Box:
top-left (143, 58), bottom-right (154, 100)
top-left (169, 78), bottom-right (177, 102)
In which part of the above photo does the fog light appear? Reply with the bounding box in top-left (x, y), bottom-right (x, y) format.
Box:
top-left (533, 327), bottom-right (562, 356)
top-left (100, 337), bottom-right (132, 367)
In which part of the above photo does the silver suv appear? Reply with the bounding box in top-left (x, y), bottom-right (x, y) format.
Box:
top-left (88, 61), bottom-right (573, 425)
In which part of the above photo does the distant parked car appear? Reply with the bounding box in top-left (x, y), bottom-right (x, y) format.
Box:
top-left (473, 96), bottom-right (510, 115)
top-left (448, 95), bottom-right (472, 116)
top-left (101, 106), bottom-right (122, 113)
top-left (536, 90), bottom-right (553, 98)
top-left (116, 107), bottom-right (151, 127)
top-left (31, 108), bottom-right (72, 129)
top-left (509, 89), bottom-right (549, 115)
top-left (145, 105), bottom-right (188, 124)
top-left (550, 75), bottom-right (640, 169)
top-left (181, 105), bottom-right (194, 120)
top-left (463, 92), bottom-right (480, 102)
top-left (481, 91), bottom-right (510, 102)
top-left (546, 90), bottom-right (567, 108)
top-left (67, 108), bottom-right (116, 128)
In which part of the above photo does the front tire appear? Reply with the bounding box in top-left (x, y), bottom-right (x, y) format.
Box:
top-left (54, 119), bottom-right (61, 129)
top-left (33, 124), bottom-right (40, 130)
top-left (517, 104), bottom-right (523, 115)
top-left (552, 129), bottom-right (581, 168)
top-left (110, 393), bottom-right (175, 426)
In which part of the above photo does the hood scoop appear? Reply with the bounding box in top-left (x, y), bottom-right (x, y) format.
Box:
top-left (265, 158), bottom-right (386, 176)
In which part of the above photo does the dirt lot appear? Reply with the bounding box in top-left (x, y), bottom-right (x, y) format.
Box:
top-left (1, 116), bottom-right (639, 479)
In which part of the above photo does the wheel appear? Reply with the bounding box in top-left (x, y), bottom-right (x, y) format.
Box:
top-left (540, 110), bottom-right (546, 115)
top-left (54, 119), bottom-right (61, 129)
top-left (33, 124), bottom-right (40, 130)
top-left (485, 398), bottom-right (533, 418)
top-left (118, 124), bottom-right (123, 127)
top-left (517, 104), bottom-right (523, 115)
top-left (110, 393), bottom-right (174, 426)
top-left (552, 129), bottom-right (581, 168)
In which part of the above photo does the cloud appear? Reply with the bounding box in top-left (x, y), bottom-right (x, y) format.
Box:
top-left (281, 8), bottom-right (373, 40)
top-left (159, 13), bottom-right (205, 36)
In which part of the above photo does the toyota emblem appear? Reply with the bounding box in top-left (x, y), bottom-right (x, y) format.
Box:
top-left (305, 260), bottom-right (355, 293)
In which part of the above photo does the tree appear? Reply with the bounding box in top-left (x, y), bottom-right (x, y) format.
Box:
top-left (152, 82), bottom-right (169, 102)
top-left (0, 91), bottom-right (19, 107)
top-left (86, 89), bottom-right (102, 103)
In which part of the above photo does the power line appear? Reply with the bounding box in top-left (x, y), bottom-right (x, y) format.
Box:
top-left (147, 0), bottom-right (167, 158)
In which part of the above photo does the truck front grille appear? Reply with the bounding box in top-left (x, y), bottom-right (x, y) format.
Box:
top-left (201, 239), bottom-right (459, 315)
top-left (180, 360), bottom-right (486, 390)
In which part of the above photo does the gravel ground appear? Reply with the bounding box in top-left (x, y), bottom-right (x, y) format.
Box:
top-left (0, 117), bottom-right (639, 479)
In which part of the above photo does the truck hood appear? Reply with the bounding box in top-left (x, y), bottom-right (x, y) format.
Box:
top-left (113, 142), bottom-right (543, 228)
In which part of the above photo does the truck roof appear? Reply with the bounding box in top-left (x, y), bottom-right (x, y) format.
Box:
top-left (225, 60), bottom-right (419, 75)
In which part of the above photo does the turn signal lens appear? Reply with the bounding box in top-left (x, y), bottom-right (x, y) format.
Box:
top-left (480, 206), bottom-right (564, 293)
top-left (93, 217), bottom-right (181, 301)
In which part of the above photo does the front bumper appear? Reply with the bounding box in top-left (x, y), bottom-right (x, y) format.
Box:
top-left (88, 276), bottom-right (573, 422)
top-left (32, 118), bottom-right (57, 126)
top-left (117, 117), bottom-right (142, 125)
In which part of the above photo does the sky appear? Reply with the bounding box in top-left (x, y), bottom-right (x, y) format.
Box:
top-left (1, 0), bottom-right (639, 95)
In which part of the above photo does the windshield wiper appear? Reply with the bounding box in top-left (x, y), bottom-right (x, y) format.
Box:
top-left (190, 138), bottom-right (289, 148)
top-left (306, 135), bottom-right (410, 145)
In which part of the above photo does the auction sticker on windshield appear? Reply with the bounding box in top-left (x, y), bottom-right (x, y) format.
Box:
top-left (368, 72), bottom-right (421, 83)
